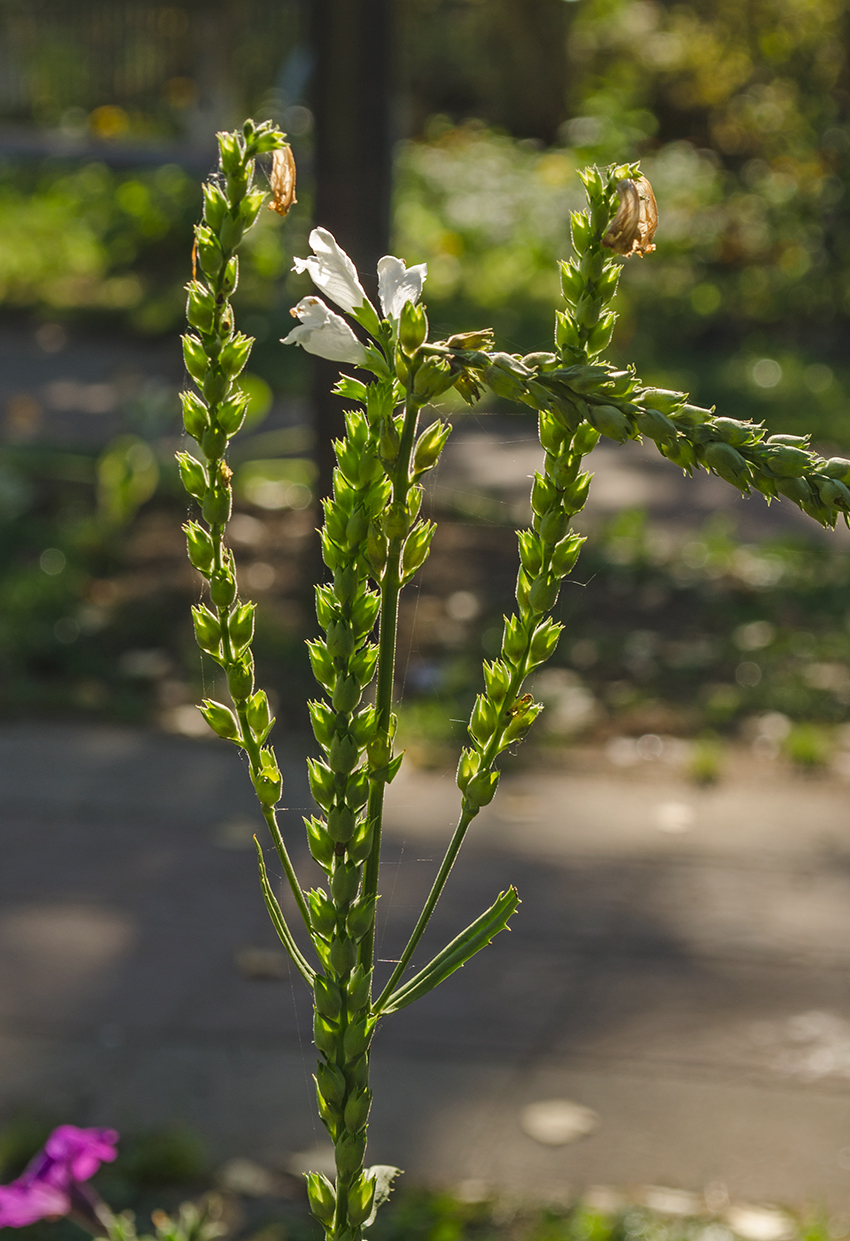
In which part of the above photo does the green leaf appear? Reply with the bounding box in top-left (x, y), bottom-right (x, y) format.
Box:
top-left (379, 888), bottom-right (519, 1014)
top-left (254, 837), bottom-right (315, 986)
top-left (362, 1165), bottom-right (403, 1229)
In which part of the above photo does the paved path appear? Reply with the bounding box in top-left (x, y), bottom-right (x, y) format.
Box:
top-left (4, 723), bottom-right (850, 1209)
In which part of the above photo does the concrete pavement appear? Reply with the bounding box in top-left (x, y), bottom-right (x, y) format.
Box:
top-left (3, 723), bottom-right (850, 1208)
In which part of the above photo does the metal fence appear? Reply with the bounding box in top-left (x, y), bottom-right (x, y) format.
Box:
top-left (0, 0), bottom-right (305, 144)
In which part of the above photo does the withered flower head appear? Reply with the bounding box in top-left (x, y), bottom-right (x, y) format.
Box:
top-left (268, 145), bottom-right (297, 217)
top-left (602, 175), bottom-right (657, 257)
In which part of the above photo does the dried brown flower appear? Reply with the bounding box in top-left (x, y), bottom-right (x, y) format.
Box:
top-left (602, 175), bottom-right (657, 257)
top-left (268, 145), bottom-right (297, 217)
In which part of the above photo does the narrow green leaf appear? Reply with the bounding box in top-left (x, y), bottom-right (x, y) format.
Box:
top-left (378, 888), bottom-right (519, 1014)
top-left (254, 837), bottom-right (316, 986)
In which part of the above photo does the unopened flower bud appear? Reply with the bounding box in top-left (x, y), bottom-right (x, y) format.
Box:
top-left (246, 689), bottom-right (272, 740)
top-left (463, 769), bottom-right (500, 810)
top-left (335, 1131), bottom-right (367, 1176)
top-left (228, 601), bottom-right (255, 652)
top-left (326, 618), bottom-right (355, 659)
top-left (572, 423), bottom-right (601, 455)
top-left (538, 507), bottom-right (569, 545)
top-left (226, 651), bottom-right (254, 700)
top-left (202, 485), bottom-right (232, 526)
top-left (346, 819), bottom-right (373, 865)
top-left (399, 300), bottom-right (428, 353)
top-left (501, 695), bottom-right (542, 746)
top-left (661, 438), bottom-right (696, 470)
top-left (199, 699), bottom-right (240, 741)
top-left (456, 747), bottom-right (480, 791)
top-left (330, 934), bottom-right (357, 975)
top-left (574, 291), bottom-right (601, 328)
top-left (329, 732), bottom-right (360, 774)
top-left (413, 420), bottom-right (452, 474)
top-left (343, 1016), bottom-right (375, 1062)
top-left (588, 404), bottom-right (630, 442)
top-left (815, 477), bottom-right (850, 510)
top-left (635, 407), bottom-right (677, 444)
top-left (253, 747), bottom-right (282, 805)
top-left (210, 570), bottom-right (236, 609)
top-left (469, 694), bottom-right (498, 746)
top-left (703, 441), bottom-right (750, 489)
top-left (502, 615), bottom-right (528, 663)
top-left (379, 417), bottom-right (400, 463)
top-left (762, 443), bottom-right (810, 478)
top-left (314, 974), bottom-right (343, 1020)
top-left (711, 416), bottom-right (757, 447)
top-left (192, 604), bottom-right (222, 655)
top-left (306, 815), bottom-right (334, 868)
top-left (528, 574), bottom-right (560, 614)
top-left (183, 521), bottom-right (214, 574)
top-left (550, 533), bottom-right (585, 577)
top-left (446, 328), bottom-right (496, 350)
top-left (313, 1010), bottom-right (338, 1057)
top-left (822, 457), bottom-right (850, 483)
top-left (177, 452), bottom-right (208, 500)
top-left (346, 896), bottom-right (377, 942)
top-left (344, 1087), bottom-right (372, 1133)
top-left (669, 403), bottom-right (711, 428)
top-left (305, 1174), bottom-right (336, 1226)
top-left (775, 476), bottom-right (813, 505)
top-left (483, 660), bottom-right (511, 703)
top-left (328, 804), bottom-right (356, 842)
top-left (413, 357), bottom-right (455, 400)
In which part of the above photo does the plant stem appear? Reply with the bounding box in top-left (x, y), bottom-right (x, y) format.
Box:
top-left (374, 647), bottom-right (531, 1010)
top-left (359, 383), bottom-right (421, 976)
top-left (231, 698), bottom-right (314, 935)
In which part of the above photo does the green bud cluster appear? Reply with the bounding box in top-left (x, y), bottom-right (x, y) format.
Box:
top-left (553, 163), bottom-right (640, 364)
top-left (456, 410), bottom-right (592, 814)
top-left (303, 315), bottom-right (461, 1237)
top-left (477, 348), bottom-right (849, 531)
top-left (305, 397), bottom-right (396, 1236)
top-left (178, 120), bottom-right (291, 807)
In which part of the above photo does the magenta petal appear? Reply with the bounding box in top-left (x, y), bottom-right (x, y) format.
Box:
top-left (0, 1180), bottom-right (70, 1226)
top-left (44, 1125), bottom-right (119, 1182)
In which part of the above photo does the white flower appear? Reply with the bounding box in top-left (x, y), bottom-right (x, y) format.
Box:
top-left (292, 227), bottom-right (372, 317)
top-left (281, 297), bottom-right (368, 365)
top-left (377, 254), bottom-right (428, 321)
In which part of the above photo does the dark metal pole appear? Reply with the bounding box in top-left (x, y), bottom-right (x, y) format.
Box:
top-left (310, 0), bottom-right (394, 499)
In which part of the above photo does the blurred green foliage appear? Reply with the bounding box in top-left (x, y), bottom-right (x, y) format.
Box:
top-left (237, 1190), bottom-right (835, 1241)
top-left (0, 157), bottom-right (300, 334)
top-left (561, 0), bottom-right (850, 444)
top-left (3, 0), bottom-right (850, 740)
top-left (395, 503), bottom-right (850, 765)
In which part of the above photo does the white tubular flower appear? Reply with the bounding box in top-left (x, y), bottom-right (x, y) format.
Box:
top-left (377, 254), bottom-right (428, 322)
top-left (293, 227), bottom-right (374, 318)
top-left (281, 297), bottom-right (368, 365)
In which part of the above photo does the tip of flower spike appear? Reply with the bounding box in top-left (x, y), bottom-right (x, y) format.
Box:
top-left (602, 175), bottom-right (658, 257)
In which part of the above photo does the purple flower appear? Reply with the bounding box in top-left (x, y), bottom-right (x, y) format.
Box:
top-left (0, 1125), bottom-right (119, 1228)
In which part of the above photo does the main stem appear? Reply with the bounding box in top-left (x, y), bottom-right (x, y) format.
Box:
top-left (359, 384), bottom-right (421, 979)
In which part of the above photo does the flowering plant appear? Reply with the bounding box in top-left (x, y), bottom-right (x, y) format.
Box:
top-left (0, 1126), bottom-right (222, 1241)
top-left (5, 119), bottom-right (841, 1241)
top-left (173, 122), bottom-right (844, 1240)
top-left (0, 1126), bottom-right (117, 1231)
